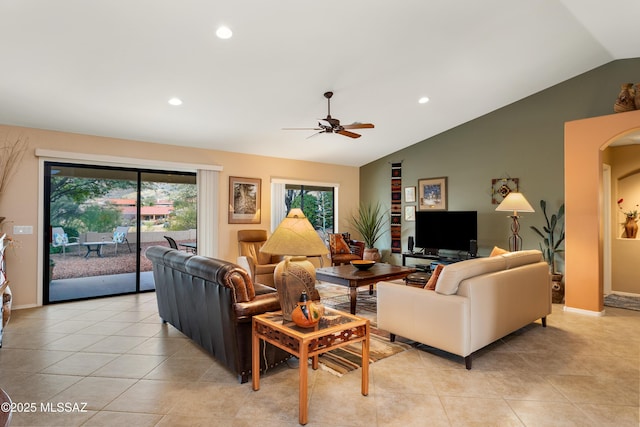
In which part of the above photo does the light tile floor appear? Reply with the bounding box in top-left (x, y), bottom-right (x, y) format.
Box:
top-left (0, 288), bottom-right (639, 426)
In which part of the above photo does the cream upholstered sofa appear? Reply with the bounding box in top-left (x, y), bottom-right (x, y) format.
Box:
top-left (377, 250), bottom-right (551, 369)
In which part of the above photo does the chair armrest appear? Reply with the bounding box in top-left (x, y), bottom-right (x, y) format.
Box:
top-left (236, 256), bottom-right (255, 278)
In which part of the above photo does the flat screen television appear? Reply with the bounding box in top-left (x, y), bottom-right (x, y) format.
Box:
top-left (414, 210), bottom-right (477, 255)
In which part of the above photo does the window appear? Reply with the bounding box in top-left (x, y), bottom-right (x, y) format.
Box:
top-left (271, 180), bottom-right (338, 242)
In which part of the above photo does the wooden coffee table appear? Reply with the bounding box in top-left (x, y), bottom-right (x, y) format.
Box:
top-left (315, 264), bottom-right (416, 314)
top-left (252, 308), bottom-right (369, 425)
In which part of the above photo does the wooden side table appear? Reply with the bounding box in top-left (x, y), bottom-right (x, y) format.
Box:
top-left (252, 308), bottom-right (370, 425)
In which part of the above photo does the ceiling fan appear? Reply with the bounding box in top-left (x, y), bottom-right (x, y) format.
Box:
top-left (284, 91), bottom-right (374, 139)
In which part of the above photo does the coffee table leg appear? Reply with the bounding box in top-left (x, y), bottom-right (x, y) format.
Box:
top-left (349, 286), bottom-right (357, 314)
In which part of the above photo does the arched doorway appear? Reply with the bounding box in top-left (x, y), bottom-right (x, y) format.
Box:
top-left (565, 110), bottom-right (640, 313)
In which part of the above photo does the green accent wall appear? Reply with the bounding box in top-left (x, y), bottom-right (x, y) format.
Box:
top-left (360, 58), bottom-right (640, 262)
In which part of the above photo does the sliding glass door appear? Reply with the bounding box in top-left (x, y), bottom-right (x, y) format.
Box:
top-left (44, 162), bottom-right (196, 303)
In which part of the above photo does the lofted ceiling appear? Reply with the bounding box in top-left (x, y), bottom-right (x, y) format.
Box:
top-left (1, 1), bottom-right (640, 167)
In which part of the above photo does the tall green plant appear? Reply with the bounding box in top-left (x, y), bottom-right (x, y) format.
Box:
top-left (349, 202), bottom-right (388, 249)
top-left (530, 200), bottom-right (565, 274)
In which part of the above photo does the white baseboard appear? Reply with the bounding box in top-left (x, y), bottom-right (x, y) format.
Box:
top-left (563, 305), bottom-right (605, 317)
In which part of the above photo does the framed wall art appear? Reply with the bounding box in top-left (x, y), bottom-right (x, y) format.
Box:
top-left (404, 186), bottom-right (416, 203)
top-left (229, 176), bottom-right (261, 224)
top-left (491, 177), bottom-right (519, 204)
top-left (418, 177), bottom-right (447, 211)
top-left (405, 205), bottom-right (416, 221)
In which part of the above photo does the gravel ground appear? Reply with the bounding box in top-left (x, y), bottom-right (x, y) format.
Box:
top-left (51, 240), bottom-right (194, 279)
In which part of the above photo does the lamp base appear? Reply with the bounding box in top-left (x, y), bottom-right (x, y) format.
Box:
top-left (507, 215), bottom-right (523, 252)
top-left (274, 256), bottom-right (320, 321)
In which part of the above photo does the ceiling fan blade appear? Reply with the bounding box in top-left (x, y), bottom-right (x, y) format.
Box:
top-left (342, 123), bottom-right (375, 130)
top-left (306, 130), bottom-right (326, 139)
top-left (282, 127), bottom-right (322, 130)
top-left (337, 129), bottom-right (361, 138)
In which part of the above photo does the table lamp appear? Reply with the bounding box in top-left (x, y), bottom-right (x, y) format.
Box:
top-left (260, 208), bottom-right (329, 320)
top-left (495, 192), bottom-right (535, 251)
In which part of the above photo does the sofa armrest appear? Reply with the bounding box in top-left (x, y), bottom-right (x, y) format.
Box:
top-left (255, 263), bottom-right (278, 275)
top-left (377, 281), bottom-right (470, 357)
top-left (456, 261), bottom-right (551, 353)
top-left (233, 292), bottom-right (281, 320)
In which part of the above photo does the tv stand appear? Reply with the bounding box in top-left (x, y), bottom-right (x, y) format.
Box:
top-left (402, 252), bottom-right (471, 269)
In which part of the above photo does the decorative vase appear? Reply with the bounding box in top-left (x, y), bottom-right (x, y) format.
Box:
top-left (274, 256), bottom-right (320, 321)
top-left (623, 216), bottom-right (638, 238)
top-left (291, 291), bottom-right (321, 328)
top-left (614, 83), bottom-right (636, 113)
top-left (363, 247), bottom-right (381, 262)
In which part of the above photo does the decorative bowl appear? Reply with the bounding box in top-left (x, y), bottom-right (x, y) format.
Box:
top-left (351, 260), bottom-right (376, 271)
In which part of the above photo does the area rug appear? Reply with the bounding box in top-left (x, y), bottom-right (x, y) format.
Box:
top-left (604, 294), bottom-right (640, 311)
top-left (317, 287), bottom-right (411, 376)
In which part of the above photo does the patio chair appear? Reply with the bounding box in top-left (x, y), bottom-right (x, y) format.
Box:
top-left (164, 235), bottom-right (179, 249)
top-left (51, 227), bottom-right (80, 257)
top-left (112, 226), bottom-right (132, 255)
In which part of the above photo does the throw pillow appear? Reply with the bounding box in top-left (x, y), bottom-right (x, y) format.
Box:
top-left (424, 264), bottom-right (444, 290)
top-left (53, 233), bottom-right (64, 245)
top-left (490, 246), bottom-right (509, 257)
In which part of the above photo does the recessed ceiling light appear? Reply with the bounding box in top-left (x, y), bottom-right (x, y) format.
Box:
top-left (418, 96), bottom-right (430, 104)
top-left (168, 97), bottom-right (183, 106)
top-left (216, 26), bottom-right (233, 39)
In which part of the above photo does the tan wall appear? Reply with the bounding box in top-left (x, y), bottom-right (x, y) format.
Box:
top-left (609, 145), bottom-right (640, 294)
top-left (0, 125), bottom-right (359, 308)
top-left (565, 109), bottom-right (640, 312)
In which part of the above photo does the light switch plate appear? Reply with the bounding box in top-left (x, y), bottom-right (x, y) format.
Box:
top-left (13, 225), bottom-right (33, 234)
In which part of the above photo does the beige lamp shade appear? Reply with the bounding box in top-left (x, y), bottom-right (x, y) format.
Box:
top-left (260, 208), bottom-right (329, 256)
top-left (495, 192), bottom-right (535, 216)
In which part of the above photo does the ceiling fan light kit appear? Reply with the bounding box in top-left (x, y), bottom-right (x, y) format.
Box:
top-left (284, 91), bottom-right (374, 139)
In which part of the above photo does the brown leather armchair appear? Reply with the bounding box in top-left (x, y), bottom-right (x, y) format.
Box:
top-left (236, 230), bottom-right (282, 287)
top-left (329, 233), bottom-right (365, 266)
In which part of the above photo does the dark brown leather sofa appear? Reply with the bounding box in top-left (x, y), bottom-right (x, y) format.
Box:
top-left (145, 246), bottom-right (291, 383)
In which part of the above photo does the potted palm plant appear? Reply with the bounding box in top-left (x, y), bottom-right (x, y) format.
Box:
top-left (530, 200), bottom-right (565, 303)
top-left (349, 202), bottom-right (388, 262)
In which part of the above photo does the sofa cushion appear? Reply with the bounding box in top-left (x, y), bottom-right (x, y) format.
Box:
top-left (490, 246), bottom-right (509, 257)
top-left (425, 264), bottom-right (444, 290)
top-left (435, 256), bottom-right (507, 295)
top-left (502, 250), bottom-right (543, 269)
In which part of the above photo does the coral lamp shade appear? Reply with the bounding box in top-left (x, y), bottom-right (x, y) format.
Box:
top-left (495, 192), bottom-right (535, 216)
top-left (260, 208), bottom-right (329, 256)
